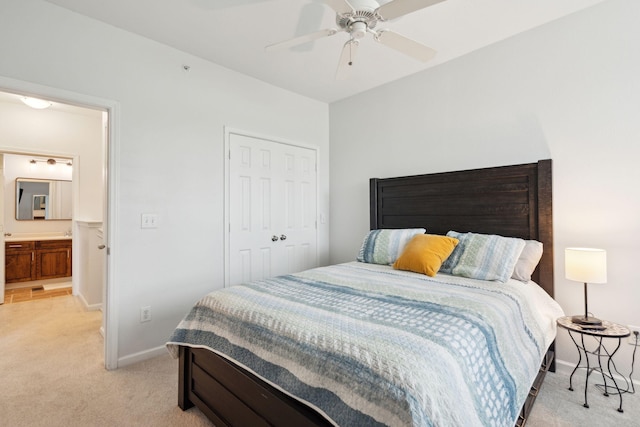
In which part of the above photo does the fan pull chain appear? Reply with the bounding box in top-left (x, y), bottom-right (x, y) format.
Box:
top-left (348, 41), bottom-right (353, 66)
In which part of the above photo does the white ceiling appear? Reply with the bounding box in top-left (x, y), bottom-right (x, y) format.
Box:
top-left (43, 0), bottom-right (605, 103)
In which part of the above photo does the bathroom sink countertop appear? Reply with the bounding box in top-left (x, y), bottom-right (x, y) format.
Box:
top-left (5, 234), bottom-right (72, 242)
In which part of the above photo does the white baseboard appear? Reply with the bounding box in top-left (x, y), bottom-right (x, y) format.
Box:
top-left (77, 292), bottom-right (102, 311)
top-left (554, 358), bottom-right (577, 376)
top-left (555, 358), bottom-right (640, 386)
top-left (117, 345), bottom-right (169, 368)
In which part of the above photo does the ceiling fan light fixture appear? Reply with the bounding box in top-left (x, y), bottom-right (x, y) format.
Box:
top-left (349, 21), bottom-right (368, 39)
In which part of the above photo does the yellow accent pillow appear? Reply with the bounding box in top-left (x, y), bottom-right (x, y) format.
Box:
top-left (393, 234), bottom-right (459, 277)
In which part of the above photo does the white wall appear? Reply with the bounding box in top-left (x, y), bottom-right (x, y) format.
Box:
top-left (76, 221), bottom-right (104, 308)
top-left (0, 103), bottom-right (103, 233)
top-left (0, 0), bottom-right (330, 364)
top-left (330, 0), bottom-right (640, 373)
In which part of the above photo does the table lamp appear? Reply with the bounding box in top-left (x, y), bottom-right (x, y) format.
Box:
top-left (565, 247), bottom-right (607, 325)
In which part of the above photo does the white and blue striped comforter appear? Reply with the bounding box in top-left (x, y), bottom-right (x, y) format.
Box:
top-left (167, 262), bottom-right (563, 427)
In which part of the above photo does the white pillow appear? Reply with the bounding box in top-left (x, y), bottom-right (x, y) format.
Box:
top-left (511, 240), bottom-right (543, 282)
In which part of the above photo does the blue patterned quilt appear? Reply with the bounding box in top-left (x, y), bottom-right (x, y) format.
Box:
top-left (167, 262), bottom-right (563, 427)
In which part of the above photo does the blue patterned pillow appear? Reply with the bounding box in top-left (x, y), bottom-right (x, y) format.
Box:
top-left (357, 228), bottom-right (426, 265)
top-left (451, 233), bottom-right (526, 282)
top-left (439, 231), bottom-right (470, 274)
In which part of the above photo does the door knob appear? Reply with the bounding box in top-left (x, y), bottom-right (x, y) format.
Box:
top-left (98, 244), bottom-right (106, 250)
top-left (271, 235), bottom-right (279, 242)
top-left (280, 235), bottom-right (287, 241)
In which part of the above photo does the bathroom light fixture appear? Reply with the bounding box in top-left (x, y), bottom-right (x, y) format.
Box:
top-left (29, 158), bottom-right (73, 167)
top-left (20, 96), bottom-right (52, 109)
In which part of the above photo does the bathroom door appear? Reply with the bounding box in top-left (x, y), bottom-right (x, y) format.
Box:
top-left (227, 132), bottom-right (318, 286)
top-left (0, 153), bottom-right (5, 304)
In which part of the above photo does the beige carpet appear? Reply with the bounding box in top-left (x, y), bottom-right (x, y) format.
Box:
top-left (1, 295), bottom-right (638, 426)
top-left (0, 295), bottom-right (211, 427)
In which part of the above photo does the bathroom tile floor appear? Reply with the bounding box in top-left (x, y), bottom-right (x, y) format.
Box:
top-left (3, 286), bottom-right (72, 304)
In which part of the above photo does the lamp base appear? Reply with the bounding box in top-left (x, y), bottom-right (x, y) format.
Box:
top-left (571, 315), bottom-right (602, 326)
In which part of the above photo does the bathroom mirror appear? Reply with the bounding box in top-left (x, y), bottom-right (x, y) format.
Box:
top-left (15, 178), bottom-right (72, 220)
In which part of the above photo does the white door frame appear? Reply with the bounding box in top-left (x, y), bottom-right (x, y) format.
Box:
top-left (0, 154), bottom-right (4, 304)
top-left (0, 76), bottom-right (120, 370)
top-left (223, 126), bottom-right (320, 287)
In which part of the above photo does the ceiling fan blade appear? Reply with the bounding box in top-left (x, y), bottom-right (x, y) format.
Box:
top-left (325, 0), bottom-right (355, 15)
top-left (375, 0), bottom-right (446, 21)
top-left (192, 0), bottom-right (275, 10)
top-left (265, 28), bottom-right (339, 52)
top-left (291, 1), bottom-right (327, 52)
top-left (335, 40), bottom-right (359, 80)
top-left (375, 30), bottom-right (436, 62)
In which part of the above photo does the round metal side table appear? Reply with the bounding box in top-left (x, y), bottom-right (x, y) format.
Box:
top-left (557, 316), bottom-right (634, 413)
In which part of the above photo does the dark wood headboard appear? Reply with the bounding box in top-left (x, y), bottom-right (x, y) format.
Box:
top-left (370, 160), bottom-right (553, 297)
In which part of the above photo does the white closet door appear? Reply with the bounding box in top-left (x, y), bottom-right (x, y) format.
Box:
top-left (229, 133), bottom-right (317, 286)
top-left (278, 142), bottom-right (317, 276)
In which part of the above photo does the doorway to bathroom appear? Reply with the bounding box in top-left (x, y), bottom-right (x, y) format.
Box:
top-left (2, 152), bottom-right (75, 301)
top-left (0, 84), bottom-right (116, 369)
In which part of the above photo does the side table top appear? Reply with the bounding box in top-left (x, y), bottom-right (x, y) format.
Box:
top-left (557, 316), bottom-right (630, 338)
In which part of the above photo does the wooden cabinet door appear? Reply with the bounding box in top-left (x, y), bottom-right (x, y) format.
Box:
top-left (36, 241), bottom-right (71, 280)
top-left (5, 242), bottom-right (36, 283)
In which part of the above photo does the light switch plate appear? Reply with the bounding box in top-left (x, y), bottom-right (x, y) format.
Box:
top-left (141, 213), bottom-right (158, 229)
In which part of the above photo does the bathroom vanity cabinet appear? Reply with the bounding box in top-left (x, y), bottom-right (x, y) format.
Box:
top-left (5, 239), bottom-right (72, 283)
top-left (4, 241), bottom-right (36, 283)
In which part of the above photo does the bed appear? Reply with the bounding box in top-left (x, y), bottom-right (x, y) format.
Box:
top-left (167, 159), bottom-right (561, 427)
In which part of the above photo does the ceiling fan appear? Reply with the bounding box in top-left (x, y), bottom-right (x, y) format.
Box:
top-left (265, 0), bottom-right (445, 79)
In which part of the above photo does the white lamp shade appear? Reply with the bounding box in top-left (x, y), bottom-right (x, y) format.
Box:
top-left (565, 248), bottom-right (607, 284)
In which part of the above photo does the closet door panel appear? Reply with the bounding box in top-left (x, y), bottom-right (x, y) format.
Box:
top-left (228, 133), bottom-right (317, 286)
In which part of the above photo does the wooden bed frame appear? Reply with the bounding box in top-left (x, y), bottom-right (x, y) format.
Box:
top-left (178, 159), bottom-right (554, 427)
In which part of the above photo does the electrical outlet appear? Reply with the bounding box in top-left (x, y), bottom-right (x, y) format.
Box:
top-left (628, 325), bottom-right (640, 346)
top-left (140, 306), bottom-right (152, 323)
